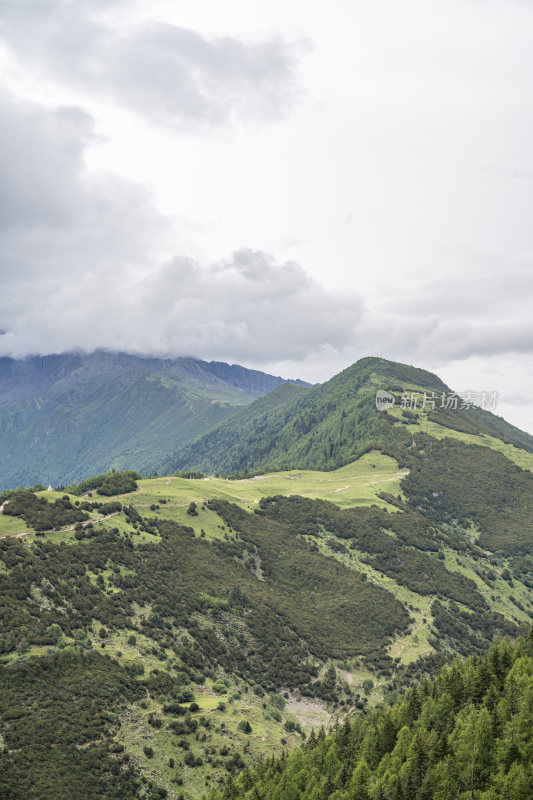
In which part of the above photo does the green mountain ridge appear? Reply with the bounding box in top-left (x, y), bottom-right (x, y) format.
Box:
top-left (0, 355), bottom-right (532, 800)
top-left (163, 356), bottom-right (533, 477)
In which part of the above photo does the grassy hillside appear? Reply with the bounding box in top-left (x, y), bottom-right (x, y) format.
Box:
top-left (1, 440), bottom-right (532, 799)
top-left (0, 352), bottom-right (308, 489)
top-left (165, 356), bottom-right (533, 568)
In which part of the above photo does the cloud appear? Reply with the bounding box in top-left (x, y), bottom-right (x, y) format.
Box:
top-left (0, 90), bottom-right (167, 339)
top-left (1, 90), bottom-right (532, 375)
top-left (0, 1), bottom-right (302, 128)
top-left (367, 252), bottom-right (533, 366)
top-left (1, 1), bottom-right (532, 432)
top-left (0, 91), bottom-right (363, 361)
top-left (2, 249), bottom-right (364, 362)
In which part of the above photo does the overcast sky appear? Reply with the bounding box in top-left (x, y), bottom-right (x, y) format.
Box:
top-left (1, 0), bottom-right (532, 432)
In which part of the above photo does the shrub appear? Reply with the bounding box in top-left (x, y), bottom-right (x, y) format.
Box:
top-left (177, 688), bottom-right (195, 703)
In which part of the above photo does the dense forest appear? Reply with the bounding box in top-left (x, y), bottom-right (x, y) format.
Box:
top-left (205, 628), bottom-right (533, 800)
top-left (399, 437), bottom-right (533, 555)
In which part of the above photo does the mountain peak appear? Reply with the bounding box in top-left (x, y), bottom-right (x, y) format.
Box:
top-left (347, 356), bottom-right (450, 392)
top-left (165, 355), bottom-right (533, 477)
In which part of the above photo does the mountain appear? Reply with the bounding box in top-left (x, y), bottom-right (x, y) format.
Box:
top-left (0, 351), bottom-right (310, 489)
top-left (162, 356), bottom-right (533, 476)
top-left (0, 355), bottom-right (532, 800)
top-left (204, 627), bottom-right (533, 800)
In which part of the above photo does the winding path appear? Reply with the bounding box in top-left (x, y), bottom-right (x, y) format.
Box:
top-left (0, 510), bottom-right (121, 540)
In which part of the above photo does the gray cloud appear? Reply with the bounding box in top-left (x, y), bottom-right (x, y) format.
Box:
top-left (0, 91), bottom-right (363, 361)
top-left (2, 1), bottom-right (532, 433)
top-left (369, 251), bottom-right (533, 366)
top-left (1, 90), bottom-right (532, 373)
top-left (0, 91), bottom-right (164, 247)
top-left (379, 253), bottom-right (533, 320)
top-left (373, 317), bottom-right (533, 365)
top-left (0, 1), bottom-right (302, 128)
top-left (0, 90), bottom-right (167, 337)
top-left (2, 250), bottom-right (364, 362)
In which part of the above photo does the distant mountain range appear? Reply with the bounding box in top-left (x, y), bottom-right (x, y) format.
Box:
top-left (0, 351), bottom-right (310, 489)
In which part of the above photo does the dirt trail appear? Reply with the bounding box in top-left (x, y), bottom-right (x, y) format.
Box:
top-left (0, 510), bottom-right (120, 540)
top-left (361, 470), bottom-right (408, 487)
top-left (135, 502), bottom-right (190, 509)
top-left (334, 471), bottom-right (408, 492)
top-left (0, 484), bottom-right (144, 541)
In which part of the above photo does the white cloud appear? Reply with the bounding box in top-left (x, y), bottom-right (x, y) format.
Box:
top-left (0, 0), bottom-right (303, 128)
top-left (0, 92), bottom-right (363, 362)
top-left (1, 248), bottom-right (364, 362)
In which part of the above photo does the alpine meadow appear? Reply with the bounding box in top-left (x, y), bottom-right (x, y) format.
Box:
top-left (1, 1), bottom-right (533, 799)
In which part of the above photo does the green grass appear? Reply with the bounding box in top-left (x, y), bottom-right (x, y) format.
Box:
top-left (131, 451), bottom-right (406, 515)
top-left (311, 535), bottom-right (437, 666)
top-left (117, 675), bottom-right (305, 800)
top-left (3, 447), bottom-right (529, 673)
top-left (2, 446), bottom-right (531, 799)
top-left (442, 548), bottom-right (532, 625)
top-left (0, 513), bottom-right (28, 537)
top-left (388, 404), bottom-right (533, 471)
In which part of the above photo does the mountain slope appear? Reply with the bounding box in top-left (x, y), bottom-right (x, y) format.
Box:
top-left (0, 351), bottom-right (309, 489)
top-left (204, 628), bottom-right (533, 800)
top-left (1, 355), bottom-right (532, 799)
top-left (1, 464), bottom-right (531, 799)
top-left (165, 355), bottom-right (533, 563)
top-left (164, 356), bottom-right (533, 476)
